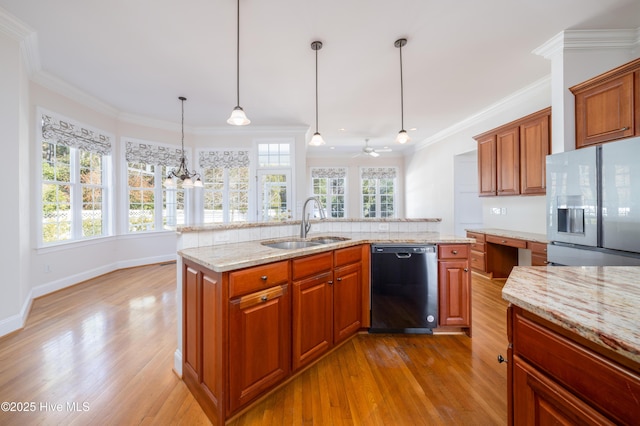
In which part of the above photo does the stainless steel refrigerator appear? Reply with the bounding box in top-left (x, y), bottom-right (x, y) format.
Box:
top-left (546, 137), bottom-right (640, 266)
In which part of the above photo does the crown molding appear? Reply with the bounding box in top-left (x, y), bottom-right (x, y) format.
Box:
top-left (533, 28), bottom-right (640, 59)
top-left (414, 75), bottom-right (551, 151)
top-left (0, 6), bottom-right (32, 40)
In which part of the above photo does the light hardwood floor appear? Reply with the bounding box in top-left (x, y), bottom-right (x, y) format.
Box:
top-left (0, 263), bottom-right (508, 425)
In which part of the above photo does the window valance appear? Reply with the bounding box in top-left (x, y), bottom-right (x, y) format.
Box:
top-left (199, 150), bottom-right (250, 169)
top-left (361, 167), bottom-right (397, 179)
top-left (125, 140), bottom-right (185, 167)
top-left (311, 167), bottom-right (347, 179)
top-left (42, 114), bottom-right (112, 155)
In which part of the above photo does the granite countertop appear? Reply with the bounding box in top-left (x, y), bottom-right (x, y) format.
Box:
top-left (179, 232), bottom-right (472, 273)
top-left (466, 228), bottom-right (548, 244)
top-left (503, 266), bottom-right (640, 364)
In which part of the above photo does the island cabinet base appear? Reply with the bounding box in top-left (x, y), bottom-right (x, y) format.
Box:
top-left (507, 305), bottom-right (640, 425)
top-left (182, 244), bottom-right (368, 426)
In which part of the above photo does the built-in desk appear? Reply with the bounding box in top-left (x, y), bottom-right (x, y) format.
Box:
top-left (466, 229), bottom-right (548, 278)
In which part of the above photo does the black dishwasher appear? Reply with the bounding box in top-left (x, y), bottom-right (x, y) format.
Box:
top-left (370, 244), bottom-right (438, 333)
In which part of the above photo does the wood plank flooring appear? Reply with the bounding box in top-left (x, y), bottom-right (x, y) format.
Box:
top-left (0, 263), bottom-right (508, 425)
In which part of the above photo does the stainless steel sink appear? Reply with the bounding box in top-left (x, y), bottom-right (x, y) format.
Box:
top-left (262, 240), bottom-right (322, 250)
top-left (261, 236), bottom-right (350, 250)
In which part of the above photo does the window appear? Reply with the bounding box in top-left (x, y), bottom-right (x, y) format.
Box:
top-left (256, 141), bottom-right (293, 222)
top-left (311, 168), bottom-right (346, 218)
top-left (125, 140), bottom-right (188, 232)
top-left (40, 112), bottom-right (112, 245)
top-left (361, 167), bottom-right (397, 218)
top-left (199, 150), bottom-right (250, 223)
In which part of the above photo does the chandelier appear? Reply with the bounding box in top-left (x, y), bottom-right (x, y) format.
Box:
top-left (165, 96), bottom-right (202, 188)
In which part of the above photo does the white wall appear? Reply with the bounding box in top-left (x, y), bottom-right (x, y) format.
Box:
top-left (405, 79), bottom-right (551, 236)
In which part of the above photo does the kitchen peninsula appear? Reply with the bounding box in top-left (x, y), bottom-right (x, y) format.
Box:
top-left (503, 266), bottom-right (640, 424)
top-left (175, 218), bottom-right (474, 425)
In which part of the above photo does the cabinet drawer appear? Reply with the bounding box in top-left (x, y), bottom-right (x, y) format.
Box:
top-left (292, 252), bottom-right (332, 280)
top-left (513, 310), bottom-right (640, 424)
top-left (486, 235), bottom-right (526, 249)
top-left (229, 260), bottom-right (290, 298)
top-left (531, 252), bottom-right (548, 266)
top-left (527, 241), bottom-right (548, 254)
top-left (470, 242), bottom-right (486, 253)
top-left (466, 231), bottom-right (485, 243)
top-left (334, 245), bottom-right (362, 267)
top-left (438, 244), bottom-right (469, 260)
top-left (470, 251), bottom-right (486, 271)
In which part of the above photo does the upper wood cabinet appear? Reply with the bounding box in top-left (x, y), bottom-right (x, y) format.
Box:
top-left (474, 107), bottom-right (551, 197)
top-left (570, 57), bottom-right (640, 148)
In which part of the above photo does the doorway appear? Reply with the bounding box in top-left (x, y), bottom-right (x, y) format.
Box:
top-left (453, 150), bottom-right (483, 236)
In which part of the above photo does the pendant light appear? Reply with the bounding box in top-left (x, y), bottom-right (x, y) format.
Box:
top-left (394, 38), bottom-right (410, 144)
top-left (165, 97), bottom-right (202, 188)
top-left (227, 0), bottom-right (250, 126)
top-left (309, 41), bottom-right (325, 146)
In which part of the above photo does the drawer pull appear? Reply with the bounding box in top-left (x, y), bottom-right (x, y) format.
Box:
top-left (621, 126), bottom-right (629, 131)
top-left (497, 354), bottom-right (508, 364)
top-left (501, 240), bottom-right (507, 243)
top-left (261, 295), bottom-right (268, 302)
top-left (328, 280), bottom-right (333, 285)
top-left (260, 275), bottom-right (268, 281)
top-left (451, 250), bottom-right (458, 255)
top-left (464, 268), bottom-right (468, 272)
top-left (337, 277), bottom-right (342, 282)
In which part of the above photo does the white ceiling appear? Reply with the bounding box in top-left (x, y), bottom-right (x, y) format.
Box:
top-left (1, 0), bottom-right (639, 155)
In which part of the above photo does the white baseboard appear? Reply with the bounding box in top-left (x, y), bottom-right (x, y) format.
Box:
top-left (0, 289), bottom-right (33, 337)
top-left (174, 349), bottom-right (183, 377)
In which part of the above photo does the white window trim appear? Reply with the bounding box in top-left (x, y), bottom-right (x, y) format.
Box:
top-left (359, 166), bottom-right (398, 219)
top-left (35, 107), bottom-right (115, 248)
top-left (253, 138), bottom-right (296, 222)
top-left (310, 167), bottom-right (348, 218)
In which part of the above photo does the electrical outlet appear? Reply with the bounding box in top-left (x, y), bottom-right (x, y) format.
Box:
top-left (501, 208), bottom-right (507, 215)
top-left (491, 207), bottom-right (502, 215)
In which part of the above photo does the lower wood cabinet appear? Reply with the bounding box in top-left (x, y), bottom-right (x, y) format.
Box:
top-left (507, 305), bottom-right (640, 425)
top-left (437, 244), bottom-right (471, 336)
top-left (183, 244), bottom-right (366, 426)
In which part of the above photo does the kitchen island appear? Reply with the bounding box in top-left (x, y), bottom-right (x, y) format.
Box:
top-left (502, 266), bottom-right (640, 424)
top-left (177, 222), bottom-right (474, 426)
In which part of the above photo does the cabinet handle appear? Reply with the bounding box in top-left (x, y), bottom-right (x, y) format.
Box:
top-left (621, 126), bottom-right (629, 131)
top-left (464, 268), bottom-right (468, 272)
top-left (501, 240), bottom-right (507, 243)
top-left (543, 261), bottom-right (549, 264)
top-left (260, 275), bottom-right (267, 281)
top-left (328, 280), bottom-right (333, 285)
top-left (337, 277), bottom-right (342, 282)
top-left (497, 354), bottom-right (508, 364)
top-left (261, 295), bottom-right (268, 302)
top-left (451, 250), bottom-right (458, 255)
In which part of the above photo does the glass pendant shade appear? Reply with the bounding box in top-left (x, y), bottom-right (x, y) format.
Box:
top-left (309, 132), bottom-right (325, 146)
top-left (164, 176), bottom-right (176, 187)
top-left (395, 130), bottom-right (410, 144)
top-left (182, 177), bottom-right (194, 188)
top-left (194, 178), bottom-right (203, 188)
top-left (227, 106), bottom-right (250, 126)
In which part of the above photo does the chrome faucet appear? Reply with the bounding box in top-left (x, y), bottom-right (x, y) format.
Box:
top-left (300, 196), bottom-right (326, 238)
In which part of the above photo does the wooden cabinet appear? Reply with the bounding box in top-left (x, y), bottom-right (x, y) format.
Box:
top-left (519, 113), bottom-right (550, 194)
top-left (467, 231), bottom-right (487, 273)
top-left (474, 108), bottom-right (551, 196)
top-left (527, 241), bottom-right (548, 266)
top-left (437, 244), bottom-right (471, 336)
top-left (496, 126), bottom-right (520, 195)
top-left (229, 284), bottom-right (290, 413)
top-left (507, 305), bottom-right (640, 425)
top-left (571, 57), bottom-right (640, 148)
top-left (477, 134), bottom-right (497, 196)
top-left (183, 244), bottom-right (367, 425)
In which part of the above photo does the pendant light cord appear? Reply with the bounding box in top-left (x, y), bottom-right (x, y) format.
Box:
top-left (315, 46), bottom-right (319, 133)
top-left (399, 42), bottom-right (404, 130)
top-left (235, 0), bottom-right (240, 107)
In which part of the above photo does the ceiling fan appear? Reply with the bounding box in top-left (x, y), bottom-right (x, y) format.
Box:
top-left (357, 139), bottom-right (392, 158)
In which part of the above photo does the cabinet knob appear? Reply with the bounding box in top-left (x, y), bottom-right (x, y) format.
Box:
top-left (464, 268), bottom-right (469, 272)
top-left (451, 250), bottom-right (458, 255)
top-left (501, 240), bottom-right (507, 243)
top-left (621, 126), bottom-right (630, 131)
top-left (261, 295), bottom-right (268, 302)
top-left (497, 354), bottom-right (508, 364)
top-left (337, 277), bottom-right (342, 282)
top-left (260, 275), bottom-right (267, 281)
top-left (328, 280), bottom-right (333, 285)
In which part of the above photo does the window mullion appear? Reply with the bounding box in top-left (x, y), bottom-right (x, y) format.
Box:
top-left (71, 149), bottom-right (83, 239)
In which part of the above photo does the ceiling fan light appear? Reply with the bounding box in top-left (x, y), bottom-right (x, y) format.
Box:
top-left (395, 130), bottom-right (410, 144)
top-left (369, 151), bottom-right (380, 157)
top-left (309, 132), bottom-right (325, 146)
top-left (227, 106), bottom-right (250, 126)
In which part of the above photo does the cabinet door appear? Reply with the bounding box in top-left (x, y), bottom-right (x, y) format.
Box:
top-left (496, 126), bottom-right (520, 195)
top-left (292, 272), bottom-right (333, 371)
top-left (438, 260), bottom-right (471, 327)
top-left (513, 356), bottom-right (615, 426)
top-left (575, 73), bottom-right (635, 148)
top-left (477, 135), bottom-right (497, 196)
top-left (519, 113), bottom-right (549, 195)
top-left (228, 285), bottom-right (290, 414)
top-left (333, 263), bottom-right (362, 344)
top-left (183, 265), bottom-right (201, 380)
